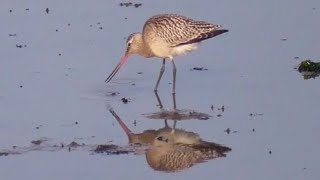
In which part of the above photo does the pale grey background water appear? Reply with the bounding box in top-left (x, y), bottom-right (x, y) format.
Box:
top-left (0, 0), bottom-right (319, 179)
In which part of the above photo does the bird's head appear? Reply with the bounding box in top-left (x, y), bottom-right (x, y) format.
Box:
top-left (125, 32), bottom-right (142, 55)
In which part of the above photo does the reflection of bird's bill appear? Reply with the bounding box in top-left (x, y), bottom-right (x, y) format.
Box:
top-left (109, 108), bottom-right (132, 135)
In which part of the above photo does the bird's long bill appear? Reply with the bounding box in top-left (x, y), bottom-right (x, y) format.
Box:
top-left (105, 54), bottom-right (129, 83)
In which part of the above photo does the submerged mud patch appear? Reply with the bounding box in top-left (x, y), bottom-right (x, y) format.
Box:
top-left (143, 109), bottom-right (211, 120)
top-left (94, 144), bottom-right (134, 155)
top-left (0, 139), bottom-right (135, 157)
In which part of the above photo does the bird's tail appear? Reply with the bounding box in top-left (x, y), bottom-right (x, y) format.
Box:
top-left (207, 29), bottom-right (229, 39)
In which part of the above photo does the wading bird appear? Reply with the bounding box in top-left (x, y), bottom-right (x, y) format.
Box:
top-left (105, 14), bottom-right (228, 93)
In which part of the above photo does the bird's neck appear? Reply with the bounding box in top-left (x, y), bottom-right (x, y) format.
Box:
top-left (135, 34), bottom-right (154, 58)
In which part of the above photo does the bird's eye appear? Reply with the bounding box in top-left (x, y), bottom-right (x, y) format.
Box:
top-left (127, 42), bottom-right (131, 47)
top-left (157, 136), bottom-right (169, 143)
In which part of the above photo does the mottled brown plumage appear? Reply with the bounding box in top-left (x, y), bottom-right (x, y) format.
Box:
top-left (146, 132), bottom-right (231, 171)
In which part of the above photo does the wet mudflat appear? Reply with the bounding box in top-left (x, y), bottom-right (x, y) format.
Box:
top-left (1, 0), bottom-right (320, 179)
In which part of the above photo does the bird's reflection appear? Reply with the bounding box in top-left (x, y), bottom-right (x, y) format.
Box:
top-left (109, 104), bottom-right (231, 172)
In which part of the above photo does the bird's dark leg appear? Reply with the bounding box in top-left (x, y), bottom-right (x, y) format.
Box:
top-left (172, 60), bottom-right (177, 94)
top-left (172, 92), bottom-right (177, 110)
top-left (164, 120), bottom-right (168, 127)
top-left (154, 59), bottom-right (165, 92)
top-left (154, 91), bottom-right (163, 109)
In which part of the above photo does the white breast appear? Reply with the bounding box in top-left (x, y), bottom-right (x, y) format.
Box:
top-left (170, 43), bottom-right (198, 59)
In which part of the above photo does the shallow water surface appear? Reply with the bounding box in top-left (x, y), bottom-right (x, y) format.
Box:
top-left (0, 0), bottom-right (319, 179)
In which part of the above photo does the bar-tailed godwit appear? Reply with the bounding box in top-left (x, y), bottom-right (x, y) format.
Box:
top-left (105, 14), bottom-right (228, 93)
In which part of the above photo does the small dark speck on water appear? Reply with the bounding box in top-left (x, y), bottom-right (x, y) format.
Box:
top-left (224, 128), bottom-right (231, 134)
top-left (312, 7), bottom-right (316, 10)
top-left (16, 44), bottom-right (23, 48)
top-left (249, 112), bottom-right (264, 117)
top-left (68, 23), bottom-right (71, 26)
top-left (137, 72), bottom-right (143, 74)
top-left (131, 83), bottom-right (135, 86)
top-left (89, 25), bottom-right (93, 27)
top-left (124, 17), bottom-right (128, 20)
top-left (25, 8), bottom-right (30, 11)
top-left (9, 34), bottom-right (17, 36)
top-left (224, 128), bottom-right (237, 134)
top-left (119, 2), bottom-right (142, 8)
top-left (294, 56), bottom-right (300, 59)
top-left (133, 120), bottom-right (137, 126)
top-left (45, 8), bottom-right (49, 14)
top-left (99, 27), bottom-right (103, 30)
top-left (97, 22), bottom-right (101, 25)
top-left (20, 85), bottom-right (23, 88)
top-left (269, 150), bottom-right (272, 154)
top-left (119, 2), bottom-right (132, 7)
top-left (191, 67), bottom-right (208, 71)
top-left (218, 105), bottom-right (225, 112)
top-left (75, 121), bottom-right (78, 125)
top-left (252, 128), bottom-right (255, 132)
top-left (55, 29), bottom-right (58, 32)
top-left (211, 105), bottom-right (214, 111)
top-left (58, 53), bottom-right (61, 56)
top-left (134, 3), bottom-right (142, 8)
top-left (121, 97), bottom-right (129, 104)
top-left (9, 9), bottom-right (12, 13)
top-left (217, 114), bottom-right (222, 117)
top-left (280, 38), bottom-right (287, 41)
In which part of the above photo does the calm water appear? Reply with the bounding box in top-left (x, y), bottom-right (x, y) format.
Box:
top-left (0, 0), bottom-right (319, 179)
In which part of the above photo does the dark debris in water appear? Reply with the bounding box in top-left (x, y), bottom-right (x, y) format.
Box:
top-left (190, 67), bottom-right (208, 71)
top-left (16, 44), bottom-right (27, 48)
top-left (106, 91), bottom-right (120, 97)
top-left (224, 128), bottom-right (238, 134)
top-left (119, 2), bottom-right (142, 8)
top-left (249, 112), bottom-right (263, 117)
top-left (296, 59), bottom-right (320, 79)
top-left (121, 97), bottom-right (130, 104)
